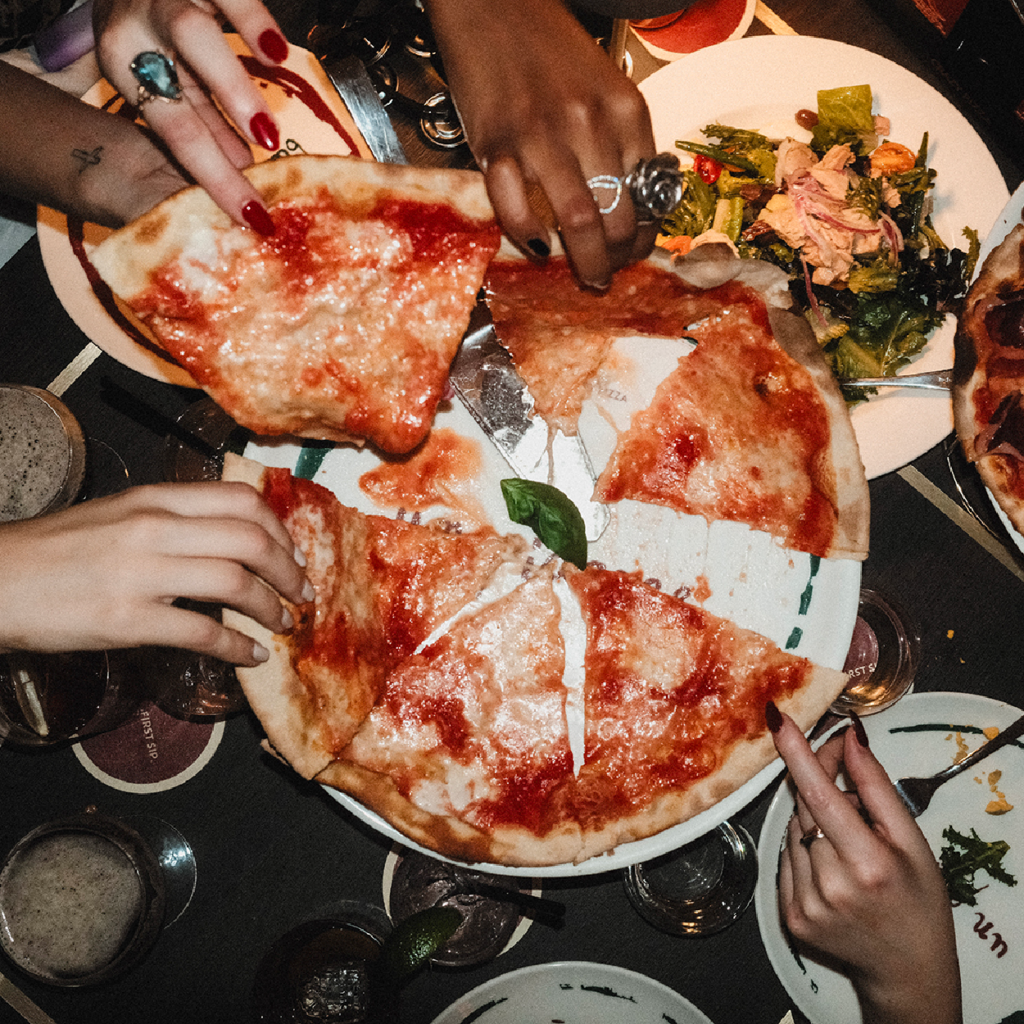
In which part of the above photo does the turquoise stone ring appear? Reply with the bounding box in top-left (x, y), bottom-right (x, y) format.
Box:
top-left (129, 51), bottom-right (182, 105)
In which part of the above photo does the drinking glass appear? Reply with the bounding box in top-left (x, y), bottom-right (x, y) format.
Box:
top-left (0, 808), bottom-right (196, 987)
top-left (623, 821), bottom-right (758, 936)
top-left (252, 901), bottom-right (397, 1024)
top-left (831, 588), bottom-right (919, 716)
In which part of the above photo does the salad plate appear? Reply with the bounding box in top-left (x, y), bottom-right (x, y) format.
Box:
top-left (640, 35), bottom-right (1010, 479)
top-left (755, 692), bottom-right (1024, 1024)
top-left (429, 961), bottom-right (715, 1024)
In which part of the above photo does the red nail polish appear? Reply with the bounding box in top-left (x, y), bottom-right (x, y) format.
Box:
top-left (851, 713), bottom-right (870, 747)
top-left (242, 200), bottom-right (275, 237)
top-left (765, 700), bottom-right (783, 734)
top-left (250, 112), bottom-right (279, 152)
top-left (259, 29), bottom-right (288, 63)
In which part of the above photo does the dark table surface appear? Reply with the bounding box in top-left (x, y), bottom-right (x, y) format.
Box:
top-left (1, 2), bottom-right (1023, 1023)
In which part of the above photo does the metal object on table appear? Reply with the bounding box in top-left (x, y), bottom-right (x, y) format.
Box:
top-left (838, 368), bottom-right (953, 391)
top-left (894, 711), bottom-right (1024, 817)
top-left (450, 309), bottom-right (611, 543)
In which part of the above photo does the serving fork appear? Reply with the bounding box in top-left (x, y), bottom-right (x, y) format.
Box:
top-left (894, 712), bottom-right (1024, 817)
top-left (838, 368), bottom-right (953, 391)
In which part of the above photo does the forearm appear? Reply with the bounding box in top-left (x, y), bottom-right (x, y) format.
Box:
top-left (0, 61), bottom-right (184, 225)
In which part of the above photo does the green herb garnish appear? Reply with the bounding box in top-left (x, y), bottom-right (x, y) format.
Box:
top-left (939, 826), bottom-right (1017, 906)
top-left (500, 479), bottom-right (587, 569)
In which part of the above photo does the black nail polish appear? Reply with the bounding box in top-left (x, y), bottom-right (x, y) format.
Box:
top-left (765, 700), bottom-right (782, 734)
top-left (851, 713), bottom-right (869, 747)
top-left (527, 237), bottom-right (550, 259)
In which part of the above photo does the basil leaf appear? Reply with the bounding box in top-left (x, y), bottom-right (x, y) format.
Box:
top-left (500, 479), bottom-right (588, 569)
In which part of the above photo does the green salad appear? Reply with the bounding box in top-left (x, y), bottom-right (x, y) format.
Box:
top-left (659, 84), bottom-right (980, 389)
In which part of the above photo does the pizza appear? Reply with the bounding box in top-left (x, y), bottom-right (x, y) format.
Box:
top-left (90, 154), bottom-right (500, 455)
top-left (953, 221), bottom-right (1024, 535)
top-left (485, 243), bottom-right (869, 560)
top-left (224, 455), bottom-right (847, 868)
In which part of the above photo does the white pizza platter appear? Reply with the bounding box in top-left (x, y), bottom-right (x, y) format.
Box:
top-left (429, 961), bottom-right (715, 1024)
top-left (639, 35), bottom-right (1010, 480)
top-left (36, 37), bottom-right (372, 384)
top-left (243, 320), bottom-right (861, 877)
top-left (755, 691), bottom-right (1024, 1024)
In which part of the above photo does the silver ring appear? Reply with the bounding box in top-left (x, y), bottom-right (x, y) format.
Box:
top-left (130, 51), bottom-right (182, 107)
top-left (587, 153), bottom-right (684, 222)
top-left (800, 826), bottom-right (826, 848)
top-left (586, 174), bottom-right (624, 215)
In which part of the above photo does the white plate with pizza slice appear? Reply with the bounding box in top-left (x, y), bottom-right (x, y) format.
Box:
top-left (755, 691), bottom-right (1024, 1024)
top-left (36, 36), bottom-right (372, 384)
top-left (639, 35), bottom-right (1010, 480)
top-left (429, 961), bottom-right (715, 1024)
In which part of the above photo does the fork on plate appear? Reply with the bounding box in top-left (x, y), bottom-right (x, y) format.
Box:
top-left (894, 712), bottom-right (1024, 817)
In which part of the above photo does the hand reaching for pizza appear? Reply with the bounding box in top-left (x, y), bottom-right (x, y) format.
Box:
top-left (767, 704), bottom-right (963, 1024)
top-left (424, 0), bottom-right (658, 289)
top-left (92, 0), bottom-right (288, 234)
top-left (0, 483), bottom-right (311, 666)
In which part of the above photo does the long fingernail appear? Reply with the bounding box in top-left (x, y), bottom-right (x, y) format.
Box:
top-left (851, 712), bottom-right (869, 747)
top-left (250, 112), bottom-right (280, 152)
top-left (527, 237), bottom-right (550, 259)
top-left (293, 544), bottom-right (307, 568)
top-left (765, 700), bottom-right (783, 734)
top-left (242, 200), bottom-right (275, 236)
top-left (281, 606), bottom-right (294, 631)
top-left (302, 580), bottom-right (316, 603)
top-left (253, 641), bottom-right (270, 664)
top-left (259, 29), bottom-right (288, 63)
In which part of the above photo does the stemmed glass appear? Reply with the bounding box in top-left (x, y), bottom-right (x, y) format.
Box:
top-left (623, 820), bottom-right (758, 936)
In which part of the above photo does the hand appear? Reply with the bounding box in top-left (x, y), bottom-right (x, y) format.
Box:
top-left (92, 0), bottom-right (290, 232)
top-left (0, 483), bottom-right (312, 666)
top-left (767, 703), bottom-right (963, 1024)
top-left (425, 0), bottom-right (658, 289)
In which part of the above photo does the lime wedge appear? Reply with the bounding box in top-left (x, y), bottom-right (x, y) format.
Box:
top-left (379, 906), bottom-right (462, 983)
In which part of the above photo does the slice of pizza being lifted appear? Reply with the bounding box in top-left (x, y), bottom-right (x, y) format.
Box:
top-left (222, 454), bottom-right (530, 779)
top-left (91, 155), bottom-right (500, 454)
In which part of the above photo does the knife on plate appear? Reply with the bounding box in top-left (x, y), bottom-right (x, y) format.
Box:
top-left (318, 53), bottom-right (610, 542)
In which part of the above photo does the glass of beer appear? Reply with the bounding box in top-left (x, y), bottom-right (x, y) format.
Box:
top-left (0, 811), bottom-right (173, 986)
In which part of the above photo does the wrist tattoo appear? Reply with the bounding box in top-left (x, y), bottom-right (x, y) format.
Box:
top-left (71, 146), bottom-right (104, 173)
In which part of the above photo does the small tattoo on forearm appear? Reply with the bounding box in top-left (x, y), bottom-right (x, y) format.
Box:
top-left (71, 146), bottom-right (103, 173)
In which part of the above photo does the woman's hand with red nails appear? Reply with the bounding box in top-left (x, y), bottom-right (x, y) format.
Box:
top-left (0, 483), bottom-right (312, 667)
top-left (767, 704), bottom-right (963, 1024)
top-left (424, 0), bottom-right (658, 290)
top-left (92, 0), bottom-right (288, 229)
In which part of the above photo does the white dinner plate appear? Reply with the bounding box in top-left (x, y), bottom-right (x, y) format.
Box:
top-left (244, 317), bottom-right (861, 876)
top-left (36, 37), bottom-right (372, 384)
top-left (972, 181), bottom-right (1024, 553)
top-left (755, 691), bottom-right (1024, 1024)
top-left (639, 35), bottom-right (1010, 479)
top-left (429, 961), bottom-right (715, 1024)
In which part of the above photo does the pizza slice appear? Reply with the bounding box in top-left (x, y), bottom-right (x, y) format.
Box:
top-left (91, 155), bottom-right (500, 454)
top-left (565, 566), bottom-right (848, 863)
top-left (593, 282), bottom-right (869, 560)
top-left (222, 454), bottom-right (529, 779)
top-left (317, 566), bottom-right (582, 868)
top-left (953, 221), bottom-right (1024, 534)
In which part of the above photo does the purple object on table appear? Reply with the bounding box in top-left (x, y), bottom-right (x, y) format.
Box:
top-left (34, 0), bottom-right (96, 72)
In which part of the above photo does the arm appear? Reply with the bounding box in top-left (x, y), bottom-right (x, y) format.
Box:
top-left (767, 703), bottom-right (963, 1024)
top-left (91, 0), bottom-right (288, 233)
top-left (0, 482), bottom-right (312, 666)
top-left (423, 0), bottom-right (658, 289)
top-left (0, 61), bottom-right (187, 225)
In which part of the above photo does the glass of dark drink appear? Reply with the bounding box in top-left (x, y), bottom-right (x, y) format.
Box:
top-left (0, 649), bottom-right (147, 748)
top-left (252, 902), bottom-right (397, 1024)
top-left (0, 810), bottom-right (180, 987)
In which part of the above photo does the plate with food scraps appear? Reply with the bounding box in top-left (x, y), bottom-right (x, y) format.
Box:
top-left (755, 691), bottom-right (1024, 1024)
top-left (242, 299), bottom-right (861, 877)
top-left (640, 35), bottom-right (1010, 479)
top-left (429, 961), bottom-right (715, 1024)
top-left (36, 36), bottom-right (372, 385)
